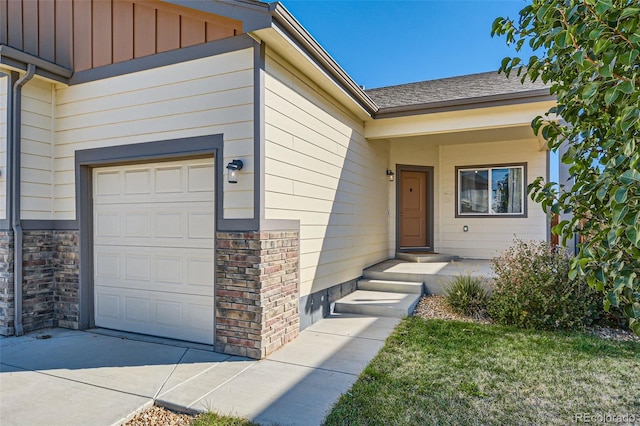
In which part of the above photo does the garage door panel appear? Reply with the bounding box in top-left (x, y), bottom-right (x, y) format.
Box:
top-left (124, 168), bottom-right (151, 195)
top-left (124, 255), bottom-right (151, 282)
top-left (188, 163), bottom-right (215, 192)
top-left (156, 256), bottom-right (183, 284)
top-left (95, 170), bottom-right (121, 196)
top-left (95, 286), bottom-right (214, 344)
top-left (95, 211), bottom-right (120, 237)
top-left (124, 296), bottom-right (150, 323)
top-left (186, 304), bottom-right (215, 332)
top-left (156, 211), bottom-right (183, 238)
top-left (188, 257), bottom-right (216, 287)
top-left (188, 211), bottom-right (215, 239)
top-left (95, 204), bottom-right (212, 248)
top-left (96, 252), bottom-right (120, 279)
top-left (95, 246), bottom-right (213, 296)
top-left (94, 160), bottom-right (214, 204)
top-left (124, 212), bottom-right (152, 238)
top-left (96, 293), bottom-right (120, 320)
top-left (156, 300), bottom-right (182, 327)
top-left (94, 192), bottom-right (213, 205)
top-left (93, 158), bottom-right (215, 345)
top-left (155, 166), bottom-right (183, 193)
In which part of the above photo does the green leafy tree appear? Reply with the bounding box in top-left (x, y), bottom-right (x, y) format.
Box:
top-left (491, 0), bottom-right (640, 335)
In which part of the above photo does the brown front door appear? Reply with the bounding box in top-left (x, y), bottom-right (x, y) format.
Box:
top-left (399, 170), bottom-right (429, 248)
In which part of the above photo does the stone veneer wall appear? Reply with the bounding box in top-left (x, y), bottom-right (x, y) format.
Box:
top-left (22, 231), bottom-right (56, 332)
top-left (54, 231), bottom-right (80, 329)
top-left (0, 231), bottom-right (14, 335)
top-left (2, 227), bottom-right (299, 357)
top-left (0, 230), bottom-right (80, 335)
top-left (216, 230), bottom-right (300, 359)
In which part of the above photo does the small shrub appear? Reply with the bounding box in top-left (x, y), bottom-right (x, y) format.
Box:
top-left (445, 275), bottom-right (489, 319)
top-left (488, 239), bottom-right (601, 331)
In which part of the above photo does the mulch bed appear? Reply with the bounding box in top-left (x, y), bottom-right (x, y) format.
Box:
top-left (124, 406), bottom-right (195, 426)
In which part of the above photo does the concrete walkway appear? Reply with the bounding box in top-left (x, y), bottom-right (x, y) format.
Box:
top-left (0, 313), bottom-right (400, 426)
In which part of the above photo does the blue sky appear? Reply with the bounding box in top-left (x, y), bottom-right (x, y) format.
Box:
top-left (279, 0), bottom-right (533, 89)
top-left (277, 1), bottom-right (557, 182)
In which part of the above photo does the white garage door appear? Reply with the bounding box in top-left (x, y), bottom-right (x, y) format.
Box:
top-left (93, 158), bottom-right (215, 344)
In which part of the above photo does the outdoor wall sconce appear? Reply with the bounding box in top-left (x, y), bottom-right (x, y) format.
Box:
top-left (226, 159), bottom-right (244, 184)
top-left (386, 169), bottom-right (395, 182)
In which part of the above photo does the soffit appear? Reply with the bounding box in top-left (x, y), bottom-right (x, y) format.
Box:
top-left (365, 99), bottom-right (556, 140)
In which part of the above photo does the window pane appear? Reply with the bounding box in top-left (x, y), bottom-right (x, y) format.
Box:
top-left (491, 167), bottom-right (523, 214)
top-left (459, 170), bottom-right (488, 213)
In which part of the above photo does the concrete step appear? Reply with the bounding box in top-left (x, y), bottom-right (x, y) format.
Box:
top-left (333, 290), bottom-right (422, 318)
top-left (422, 275), bottom-right (455, 296)
top-left (362, 259), bottom-right (494, 296)
top-left (396, 252), bottom-right (459, 263)
top-left (357, 279), bottom-right (423, 294)
top-left (362, 260), bottom-right (449, 283)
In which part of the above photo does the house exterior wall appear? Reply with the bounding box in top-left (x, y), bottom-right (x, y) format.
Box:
top-left (438, 139), bottom-right (547, 258)
top-left (54, 48), bottom-right (255, 220)
top-left (390, 137), bottom-right (547, 259)
top-left (388, 141), bottom-right (440, 256)
top-left (0, 0), bottom-right (242, 72)
top-left (216, 230), bottom-right (299, 359)
top-left (21, 78), bottom-right (54, 220)
top-left (263, 49), bottom-right (389, 299)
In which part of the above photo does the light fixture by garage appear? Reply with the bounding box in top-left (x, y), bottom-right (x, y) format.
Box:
top-left (226, 159), bottom-right (244, 184)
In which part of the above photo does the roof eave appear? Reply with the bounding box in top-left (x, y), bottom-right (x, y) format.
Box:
top-left (161, 0), bottom-right (274, 32)
top-left (270, 3), bottom-right (379, 116)
top-left (374, 88), bottom-right (554, 119)
top-left (166, 1), bottom-right (378, 116)
top-left (0, 44), bottom-right (72, 83)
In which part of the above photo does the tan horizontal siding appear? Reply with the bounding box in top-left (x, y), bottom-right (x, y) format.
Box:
top-left (438, 139), bottom-right (547, 259)
top-left (21, 78), bottom-right (54, 219)
top-left (264, 49), bottom-right (389, 297)
top-left (54, 50), bottom-right (255, 220)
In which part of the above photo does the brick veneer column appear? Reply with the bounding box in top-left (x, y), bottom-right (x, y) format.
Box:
top-left (215, 230), bottom-right (299, 359)
top-left (0, 229), bottom-right (80, 336)
top-left (54, 230), bottom-right (79, 329)
top-left (22, 231), bottom-right (56, 332)
top-left (0, 231), bottom-right (14, 335)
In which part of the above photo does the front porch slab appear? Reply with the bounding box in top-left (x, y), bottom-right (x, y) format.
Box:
top-left (363, 259), bottom-right (494, 296)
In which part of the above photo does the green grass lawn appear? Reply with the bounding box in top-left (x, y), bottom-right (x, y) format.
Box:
top-left (323, 317), bottom-right (640, 426)
top-left (192, 412), bottom-right (260, 426)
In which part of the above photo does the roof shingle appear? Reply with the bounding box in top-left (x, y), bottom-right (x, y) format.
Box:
top-left (366, 71), bottom-right (549, 109)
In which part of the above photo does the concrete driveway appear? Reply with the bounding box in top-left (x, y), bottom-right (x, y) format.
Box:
top-left (0, 314), bottom-right (399, 426)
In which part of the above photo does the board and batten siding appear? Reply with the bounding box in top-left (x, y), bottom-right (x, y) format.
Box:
top-left (264, 50), bottom-right (389, 297)
top-left (0, 73), bottom-right (7, 219)
top-left (54, 49), bottom-right (255, 220)
top-left (439, 139), bottom-right (547, 259)
top-left (21, 77), bottom-right (55, 220)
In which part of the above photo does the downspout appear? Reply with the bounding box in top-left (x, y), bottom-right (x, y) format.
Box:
top-left (9, 64), bottom-right (36, 336)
